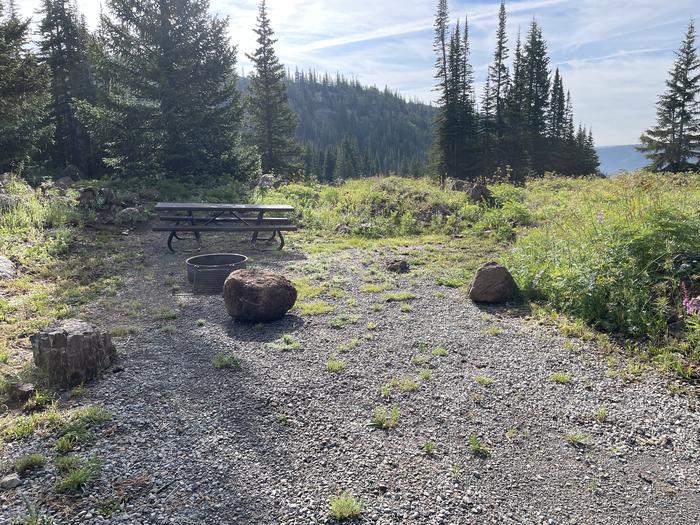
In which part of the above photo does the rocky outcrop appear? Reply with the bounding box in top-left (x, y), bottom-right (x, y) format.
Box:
top-left (223, 269), bottom-right (297, 322)
top-left (31, 319), bottom-right (116, 388)
top-left (469, 183), bottom-right (493, 204)
top-left (469, 262), bottom-right (519, 303)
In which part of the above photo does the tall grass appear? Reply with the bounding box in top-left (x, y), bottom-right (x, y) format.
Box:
top-left (506, 172), bottom-right (700, 344)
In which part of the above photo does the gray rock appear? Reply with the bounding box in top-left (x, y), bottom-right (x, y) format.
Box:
top-left (387, 259), bottom-right (410, 274)
top-left (469, 262), bottom-right (519, 303)
top-left (115, 207), bottom-right (145, 225)
top-left (31, 319), bottom-right (116, 387)
top-left (0, 473), bottom-right (21, 490)
top-left (100, 187), bottom-right (119, 207)
top-left (259, 174), bottom-right (279, 189)
top-left (223, 269), bottom-right (297, 322)
top-left (78, 186), bottom-right (98, 205)
top-left (0, 256), bottom-right (15, 280)
top-left (8, 382), bottom-right (35, 401)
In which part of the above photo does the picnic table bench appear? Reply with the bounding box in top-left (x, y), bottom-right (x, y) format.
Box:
top-left (152, 202), bottom-right (297, 252)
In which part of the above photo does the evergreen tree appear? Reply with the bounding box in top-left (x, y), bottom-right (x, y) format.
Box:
top-left (38, 0), bottom-right (95, 175)
top-left (432, 0), bottom-right (450, 184)
top-left (487, 1), bottom-right (509, 139)
top-left (522, 19), bottom-right (550, 174)
top-left (638, 19), bottom-right (700, 172)
top-left (503, 31), bottom-right (530, 180)
top-left (334, 136), bottom-right (361, 179)
top-left (246, 0), bottom-right (300, 175)
top-left (0, 1), bottom-right (51, 173)
top-left (83, 0), bottom-right (247, 182)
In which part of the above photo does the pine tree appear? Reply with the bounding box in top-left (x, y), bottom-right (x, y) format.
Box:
top-left (0, 1), bottom-right (51, 173)
top-left (82, 0), bottom-right (247, 182)
top-left (503, 31), bottom-right (530, 180)
top-left (431, 0), bottom-right (450, 184)
top-left (638, 19), bottom-right (700, 172)
top-left (38, 0), bottom-right (95, 175)
top-left (487, 1), bottom-right (510, 138)
top-left (522, 19), bottom-right (551, 174)
top-left (246, 0), bottom-right (300, 176)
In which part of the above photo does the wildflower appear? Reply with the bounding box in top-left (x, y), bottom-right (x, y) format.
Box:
top-left (596, 210), bottom-right (604, 225)
top-left (681, 282), bottom-right (700, 319)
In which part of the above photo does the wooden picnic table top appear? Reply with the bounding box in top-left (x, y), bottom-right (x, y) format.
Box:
top-left (154, 202), bottom-right (294, 213)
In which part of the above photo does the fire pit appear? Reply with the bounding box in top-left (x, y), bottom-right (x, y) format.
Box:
top-left (186, 253), bottom-right (248, 295)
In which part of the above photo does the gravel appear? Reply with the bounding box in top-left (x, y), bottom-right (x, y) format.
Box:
top-left (1, 231), bottom-right (698, 524)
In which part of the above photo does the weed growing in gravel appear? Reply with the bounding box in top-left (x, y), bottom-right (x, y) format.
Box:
top-left (419, 369), bottom-right (432, 380)
top-left (468, 435), bottom-right (490, 457)
top-left (23, 391), bottom-right (53, 412)
top-left (366, 322), bottom-right (377, 331)
top-left (379, 383), bottom-right (392, 398)
top-left (483, 326), bottom-right (502, 336)
top-left (15, 496), bottom-right (55, 525)
top-left (393, 377), bottom-right (419, 392)
top-left (372, 303), bottom-right (385, 312)
top-left (551, 372), bottom-right (571, 384)
top-left (368, 406), bottom-right (399, 430)
top-left (595, 406), bottom-right (607, 422)
top-left (474, 375), bottom-right (495, 386)
top-left (96, 497), bottom-right (121, 517)
top-left (382, 291), bottom-right (416, 302)
top-left (432, 346), bottom-right (448, 357)
top-left (329, 314), bottom-right (360, 329)
top-left (53, 457), bottom-right (102, 493)
top-left (451, 464), bottom-right (462, 479)
top-left (360, 282), bottom-right (391, 293)
top-left (153, 307), bottom-right (178, 321)
top-left (297, 300), bottom-right (335, 316)
top-left (469, 392), bottom-right (484, 405)
top-left (505, 428), bottom-right (520, 441)
top-left (586, 478), bottom-right (601, 494)
top-left (2, 404), bottom-right (62, 441)
top-left (196, 319), bottom-right (206, 327)
top-left (110, 325), bottom-right (140, 338)
top-left (55, 424), bottom-right (94, 453)
top-left (14, 453), bottom-right (45, 474)
top-left (410, 354), bottom-right (431, 367)
top-left (329, 491), bottom-right (362, 520)
top-left (161, 324), bottom-right (177, 334)
top-left (338, 339), bottom-right (360, 353)
top-left (327, 287), bottom-right (347, 299)
top-left (212, 353), bottom-right (242, 370)
top-left (54, 455), bottom-right (80, 473)
top-left (268, 334), bottom-right (301, 352)
top-left (436, 276), bottom-right (463, 288)
top-left (565, 432), bottom-right (593, 449)
top-left (326, 358), bottom-right (347, 373)
top-left (73, 406), bottom-right (112, 425)
top-left (423, 441), bottom-right (436, 456)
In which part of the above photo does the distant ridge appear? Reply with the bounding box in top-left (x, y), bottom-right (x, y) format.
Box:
top-left (596, 144), bottom-right (648, 175)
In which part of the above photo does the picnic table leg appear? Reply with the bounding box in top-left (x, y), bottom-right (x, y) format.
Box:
top-left (251, 211), bottom-right (264, 244)
top-left (278, 230), bottom-right (285, 250)
top-left (167, 232), bottom-right (176, 253)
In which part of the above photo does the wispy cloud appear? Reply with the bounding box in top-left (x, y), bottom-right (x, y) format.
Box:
top-left (17, 0), bottom-right (700, 145)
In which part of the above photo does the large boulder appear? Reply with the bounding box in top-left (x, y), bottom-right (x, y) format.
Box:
top-left (115, 207), bottom-right (145, 225)
top-left (31, 319), bottom-right (116, 388)
top-left (0, 256), bottom-right (15, 280)
top-left (223, 269), bottom-right (297, 322)
top-left (387, 259), bottom-right (410, 274)
top-left (469, 262), bottom-right (519, 303)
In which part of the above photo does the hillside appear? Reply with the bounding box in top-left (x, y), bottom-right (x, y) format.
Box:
top-left (241, 73), bottom-right (437, 176)
top-left (596, 144), bottom-right (648, 175)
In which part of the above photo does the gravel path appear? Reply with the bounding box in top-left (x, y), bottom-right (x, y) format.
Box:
top-left (2, 230), bottom-right (699, 524)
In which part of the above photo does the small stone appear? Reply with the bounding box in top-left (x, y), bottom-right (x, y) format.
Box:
top-left (0, 473), bottom-right (21, 490)
top-left (387, 259), bottom-right (410, 273)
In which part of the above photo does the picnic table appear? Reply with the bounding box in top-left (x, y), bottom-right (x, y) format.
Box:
top-left (152, 202), bottom-right (297, 252)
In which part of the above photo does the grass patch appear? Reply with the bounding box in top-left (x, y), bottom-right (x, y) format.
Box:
top-left (53, 458), bottom-right (101, 493)
top-left (326, 358), bottom-right (347, 373)
top-left (360, 282), bottom-right (391, 293)
top-left (338, 338), bottom-right (360, 352)
top-left (55, 424), bottom-right (94, 453)
top-left (368, 405), bottom-right (399, 430)
top-left (410, 354), bottom-right (431, 367)
top-left (468, 434), bottom-right (490, 457)
top-left (551, 372), bottom-right (571, 384)
top-left (565, 432), bottom-right (593, 449)
top-left (474, 375), bottom-right (495, 386)
top-left (432, 346), bottom-right (448, 356)
top-left (267, 334), bottom-right (301, 352)
top-left (297, 300), bottom-right (335, 316)
top-left (381, 291), bottom-right (416, 303)
top-left (419, 369), bottom-right (432, 380)
top-left (153, 307), bottom-right (178, 321)
top-left (54, 455), bottom-right (80, 474)
top-left (14, 453), bottom-right (46, 474)
top-left (110, 325), bottom-right (140, 337)
top-left (2, 405), bottom-right (63, 441)
top-left (423, 440), bottom-right (436, 456)
top-left (212, 353), bottom-right (242, 370)
top-left (329, 491), bottom-right (362, 521)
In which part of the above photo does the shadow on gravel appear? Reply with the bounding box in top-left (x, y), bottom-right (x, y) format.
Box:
top-left (226, 314), bottom-right (306, 343)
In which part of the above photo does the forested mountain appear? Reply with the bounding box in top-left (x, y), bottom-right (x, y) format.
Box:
top-left (596, 145), bottom-right (647, 175)
top-left (240, 73), bottom-right (436, 178)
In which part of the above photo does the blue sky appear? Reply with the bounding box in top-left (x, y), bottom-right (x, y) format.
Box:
top-left (19, 0), bottom-right (700, 146)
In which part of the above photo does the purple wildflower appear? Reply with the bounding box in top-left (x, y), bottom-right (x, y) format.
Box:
top-left (681, 282), bottom-right (700, 320)
top-left (597, 210), bottom-right (604, 226)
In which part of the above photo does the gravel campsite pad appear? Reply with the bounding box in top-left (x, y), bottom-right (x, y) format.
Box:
top-left (1, 230), bottom-right (699, 524)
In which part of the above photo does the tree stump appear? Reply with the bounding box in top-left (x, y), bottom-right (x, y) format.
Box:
top-left (31, 319), bottom-right (116, 388)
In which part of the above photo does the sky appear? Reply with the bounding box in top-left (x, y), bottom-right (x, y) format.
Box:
top-left (17, 0), bottom-right (700, 146)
